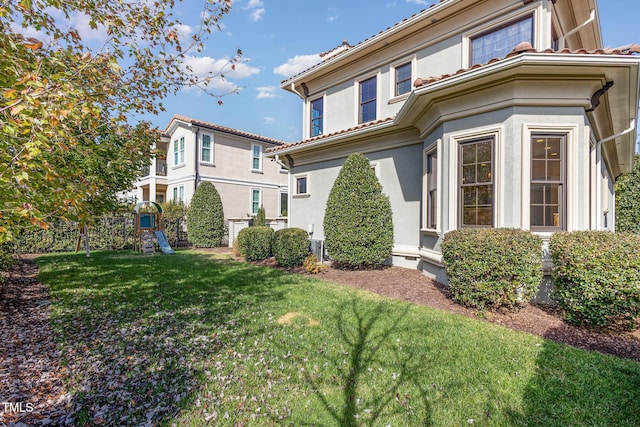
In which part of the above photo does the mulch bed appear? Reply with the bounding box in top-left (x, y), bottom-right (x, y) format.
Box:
top-left (1, 251), bottom-right (639, 424)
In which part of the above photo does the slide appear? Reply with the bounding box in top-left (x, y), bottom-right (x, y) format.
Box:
top-left (154, 231), bottom-right (175, 254)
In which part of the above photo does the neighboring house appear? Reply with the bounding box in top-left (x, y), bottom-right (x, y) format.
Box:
top-left (266, 0), bottom-right (640, 284)
top-left (135, 115), bottom-right (289, 219)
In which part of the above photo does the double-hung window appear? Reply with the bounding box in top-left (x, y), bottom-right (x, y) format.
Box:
top-left (311, 97), bottom-right (324, 137)
top-left (395, 62), bottom-right (412, 97)
top-left (201, 134), bottom-right (213, 163)
top-left (425, 150), bottom-right (438, 229)
top-left (359, 76), bottom-right (377, 123)
top-left (470, 15), bottom-right (533, 65)
top-left (173, 185), bottom-right (184, 203)
top-left (280, 191), bottom-right (288, 216)
top-left (251, 188), bottom-right (261, 215)
top-left (251, 144), bottom-right (262, 171)
top-left (460, 138), bottom-right (494, 227)
top-left (531, 134), bottom-right (565, 230)
top-left (173, 136), bottom-right (185, 166)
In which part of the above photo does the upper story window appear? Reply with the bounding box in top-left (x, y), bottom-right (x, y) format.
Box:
top-left (359, 76), bottom-right (377, 124)
top-left (531, 134), bottom-right (566, 230)
top-left (201, 134), bottom-right (213, 164)
top-left (395, 62), bottom-right (412, 97)
top-left (310, 97), bottom-right (324, 137)
top-left (470, 15), bottom-right (533, 65)
top-left (460, 138), bottom-right (494, 227)
top-left (173, 136), bottom-right (185, 166)
top-left (295, 175), bottom-right (308, 196)
top-left (251, 143), bottom-right (262, 171)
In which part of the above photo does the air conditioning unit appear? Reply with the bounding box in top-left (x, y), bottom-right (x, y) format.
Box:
top-left (309, 239), bottom-right (324, 263)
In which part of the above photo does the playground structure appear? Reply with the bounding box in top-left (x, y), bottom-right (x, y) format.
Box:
top-left (133, 201), bottom-right (175, 254)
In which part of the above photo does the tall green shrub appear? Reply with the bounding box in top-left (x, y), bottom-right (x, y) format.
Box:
top-left (441, 228), bottom-right (543, 311)
top-left (254, 206), bottom-right (266, 227)
top-left (616, 154), bottom-right (640, 233)
top-left (237, 226), bottom-right (273, 261)
top-left (273, 228), bottom-right (309, 268)
top-left (550, 231), bottom-right (640, 329)
top-left (186, 181), bottom-right (225, 248)
top-left (323, 153), bottom-right (394, 267)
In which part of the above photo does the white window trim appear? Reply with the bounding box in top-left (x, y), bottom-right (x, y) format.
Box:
top-left (250, 188), bottom-right (262, 216)
top-left (251, 143), bottom-right (263, 172)
top-left (293, 174), bottom-right (309, 198)
top-left (200, 133), bottom-right (214, 165)
top-left (448, 126), bottom-right (503, 232)
top-left (173, 136), bottom-right (186, 167)
top-left (422, 140), bottom-right (441, 233)
top-left (354, 71), bottom-right (381, 126)
top-left (279, 190), bottom-right (289, 217)
top-left (173, 184), bottom-right (185, 203)
top-left (521, 123), bottom-right (577, 232)
top-left (369, 161), bottom-right (380, 179)
top-left (389, 56), bottom-right (416, 102)
top-left (462, 5), bottom-right (540, 69)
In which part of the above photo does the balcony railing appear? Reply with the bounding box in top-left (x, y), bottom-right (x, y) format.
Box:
top-left (156, 159), bottom-right (167, 176)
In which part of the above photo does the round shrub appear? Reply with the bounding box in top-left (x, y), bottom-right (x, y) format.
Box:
top-left (237, 226), bottom-right (274, 261)
top-left (441, 228), bottom-right (543, 311)
top-left (323, 153), bottom-right (393, 268)
top-left (273, 227), bottom-right (309, 268)
top-left (186, 181), bottom-right (225, 248)
top-left (550, 231), bottom-right (640, 329)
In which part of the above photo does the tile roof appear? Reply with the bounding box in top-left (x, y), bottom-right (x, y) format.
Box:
top-left (413, 42), bottom-right (640, 88)
top-left (168, 114), bottom-right (284, 146)
top-left (280, 0), bottom-right (450, 85)
top-left (266, 117), bottom-right (395, 154)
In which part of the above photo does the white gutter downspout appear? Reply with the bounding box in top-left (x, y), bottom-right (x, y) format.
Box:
top-left (558, 9), bottom-right (595, 49)
top-left (289, 82), bottom-right (304, 99)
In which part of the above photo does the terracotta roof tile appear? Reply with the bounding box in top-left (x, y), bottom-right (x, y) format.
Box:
top-left (168, 114), bottom-right (284, 146)
top-left (413, 43), bottom-right (640, 88)
top-left (266, 117), bottom-right (395, 154)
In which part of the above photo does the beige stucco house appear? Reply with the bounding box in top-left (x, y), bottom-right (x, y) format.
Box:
top-left (266, 0), bottom-right (640, 285)
top-left (135, 115), bottom-right (289, 219)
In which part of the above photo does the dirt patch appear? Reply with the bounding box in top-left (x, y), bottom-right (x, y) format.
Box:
top-left (277, 312), bottom-right (320, 327)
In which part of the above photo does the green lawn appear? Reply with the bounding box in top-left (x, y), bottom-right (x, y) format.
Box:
top-left (37, 250), bottom-right (640, 426)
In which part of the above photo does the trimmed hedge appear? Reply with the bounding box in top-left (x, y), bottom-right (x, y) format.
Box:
top-left (441, 228), bottom-right (543, 311)
top-left (237, 226), bottom-right (274, 261)
top-left (550, 231), bottom-right (640, 329)
top-left (186, 182), bottom-right (225, 248)
top-left (323, 153), bottom-right (394, 267)
top-left (273, 228), bottom-right (309, 268)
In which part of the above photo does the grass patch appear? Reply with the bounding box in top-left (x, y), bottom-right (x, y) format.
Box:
top-left (36, 250), bottom-right (640, 426)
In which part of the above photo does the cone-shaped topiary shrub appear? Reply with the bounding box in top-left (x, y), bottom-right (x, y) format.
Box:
top-left (237, 226), bottom-right (273, 261)
top-left (273, 227), bottom-right (309, 268)
top-left (186, 181), bottom-right (225, 247)
top-left (254, 206), bottom-right (266, 227)
top-left (323, 153), bottom-right (394, 268)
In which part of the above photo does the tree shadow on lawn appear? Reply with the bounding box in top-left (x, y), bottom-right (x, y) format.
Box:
top-left (290, 297), bottom-right (433, 426)
top-left (36, 251), bottom-right (293, 426)
top-left (507, 326), bottom-right (640, 426)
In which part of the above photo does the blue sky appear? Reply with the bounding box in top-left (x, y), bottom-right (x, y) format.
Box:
top-left (141, 0), bottom-right (640, 143)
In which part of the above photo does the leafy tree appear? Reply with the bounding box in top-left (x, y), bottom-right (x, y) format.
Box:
top-left (0, 0), bottom-right (240, 243)
top-left (186, 181), bottom-right (224, 247)
top-left (616, 154), bottom-right (640, 233)
top-left (323, 153), bottom-right (394, 267)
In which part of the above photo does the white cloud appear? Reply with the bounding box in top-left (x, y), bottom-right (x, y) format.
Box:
top-left (181, 55), bottom-right (260, 92)
top-left (263, 117), bottom-right (275, 124)
top-left (243, 0), bottom-right (265, 22)
top-left (256, 86), bottom-right (278, 99)
top-left (406, 0), bottom-right (430, 5)
top-left (273, 54), bottom-right (322, 78)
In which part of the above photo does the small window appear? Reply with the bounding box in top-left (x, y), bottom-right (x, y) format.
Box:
top-left (296, 176), bottom-right (308, 195)
top-left (251, 144), bottom-right (262, 171)
top-left (173, 136), bottom-right (185, 166)
top-left (459, 138), bottom-right (494, 227)
top-left (173, 185), bottom-right (184, 203)
top-left (251, 188), bottom-right (261, 215)
top-left (426, 151), bottom-right (438, 229)
top-left (470, 15), bottom-right (533, 65)
top-left (280, 191), bottom-right (288, 216)
top-left (310, 97), bottom-right (324, 137)
top-left (395, 62), bottom-right (412, 96)
top-left (359, 76), bottom-right (377, 123)
top-left (531, 134), bottom-right (565, 230)
top-left (201, 134), bottom-right (213, 163)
